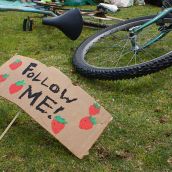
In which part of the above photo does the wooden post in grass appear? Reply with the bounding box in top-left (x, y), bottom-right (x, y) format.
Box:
top-left (0, 112), bottom-right (20, 141)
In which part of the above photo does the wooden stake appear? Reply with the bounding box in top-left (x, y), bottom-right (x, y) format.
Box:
top-left (0, 112), bottom-right (20, 141)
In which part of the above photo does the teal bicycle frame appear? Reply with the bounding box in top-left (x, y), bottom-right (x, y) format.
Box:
top-left (0, 5), bottom-right (57, 17)
top-left (129, 8), bottom-right (172, 52)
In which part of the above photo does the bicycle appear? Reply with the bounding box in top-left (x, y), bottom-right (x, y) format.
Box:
top-left (73, 0), bottom-right (172, 80)
top-left (23, 1), bottom-right (124, 30)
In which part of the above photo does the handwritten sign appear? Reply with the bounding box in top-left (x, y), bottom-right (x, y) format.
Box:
top-left (0, 55), bottom-right (112, 159)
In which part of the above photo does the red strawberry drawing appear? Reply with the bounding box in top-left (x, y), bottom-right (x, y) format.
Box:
top-left (51, 115), bottom-right (67, 134)
top-left (79, 116), bottom-right (96, 130)
top-left (0, 74), bottom-right (9, 82)
top-left (89, 102), bottom-right (101, 116)
top-left (9, 59), bottom-right (22, 70)
top-left (9, 80), bottom-right (25, 94)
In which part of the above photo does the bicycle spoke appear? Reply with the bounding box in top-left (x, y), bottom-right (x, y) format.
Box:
top-left (114, 39), bottom-right (130, 67)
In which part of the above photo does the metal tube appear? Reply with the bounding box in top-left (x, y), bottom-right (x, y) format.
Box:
top-left (133, 8), bottom-right (172, 33)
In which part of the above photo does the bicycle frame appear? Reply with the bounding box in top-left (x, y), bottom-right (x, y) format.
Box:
top-left (0, 5), bottom-right (57, 17)
top-left (129, 8), bottom-right (172, 52)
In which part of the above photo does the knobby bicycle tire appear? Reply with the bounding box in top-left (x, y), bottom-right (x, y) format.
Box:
top-left (73, 15), bottom-right (172, 80)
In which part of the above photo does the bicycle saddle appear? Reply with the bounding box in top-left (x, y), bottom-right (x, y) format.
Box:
top-left (42, 9), bottom-right (83, 40)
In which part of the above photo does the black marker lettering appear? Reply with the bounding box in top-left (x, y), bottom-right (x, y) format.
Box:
top-left (19, 85), bottom-right (42, 106)
top-left (41, 77), bottom-right (49, 87)
top-left (32, 72), bottom-right (41, 82)
top-left (27, 72), bottom-right (34, 78)
top-left (36, 96), bottom-right (57, 113)
top-left (60, 89), bottom-right (78, 103)
top-left (54, 106), bottom-right (64, 114)
top-left (49, 84), bottom-right (60, 93)
top-left (22, 63), bottom-right (37, 75)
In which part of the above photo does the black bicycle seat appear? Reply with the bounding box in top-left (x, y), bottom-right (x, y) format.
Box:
top-left (42, 9), bottom-right (83, 40)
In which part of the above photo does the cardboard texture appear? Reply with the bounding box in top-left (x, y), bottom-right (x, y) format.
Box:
top-left (0, 55), bottom-right (113, 159)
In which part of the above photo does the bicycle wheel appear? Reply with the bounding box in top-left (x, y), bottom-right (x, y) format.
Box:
top-left (163, 0), bottom-right (172, 8)
top-left (73, 15), bottom-right (172, 80)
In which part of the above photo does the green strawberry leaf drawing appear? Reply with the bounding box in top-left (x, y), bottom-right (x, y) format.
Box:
top-left (16, 80), bottom-right (26, 86)
top-left (15, 59), bottom-right (21, 63)
top-left (94, 102), bottom-right (101, 109)
top-left (3, 74), bottom-right (9, 78)
top-left (54, 115), bottom-right (67, 124)
top-left (90, 116), bottom-right (97, 125)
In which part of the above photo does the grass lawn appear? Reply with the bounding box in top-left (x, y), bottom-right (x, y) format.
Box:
top-left (0, 4), bottom-right (172, 171)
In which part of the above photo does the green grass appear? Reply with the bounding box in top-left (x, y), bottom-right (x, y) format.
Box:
top-left (0, 5), bottom-right (172, 172)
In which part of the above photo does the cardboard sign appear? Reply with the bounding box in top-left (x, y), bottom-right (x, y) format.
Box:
top-left (0, 55), bottom-right (112, 159)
